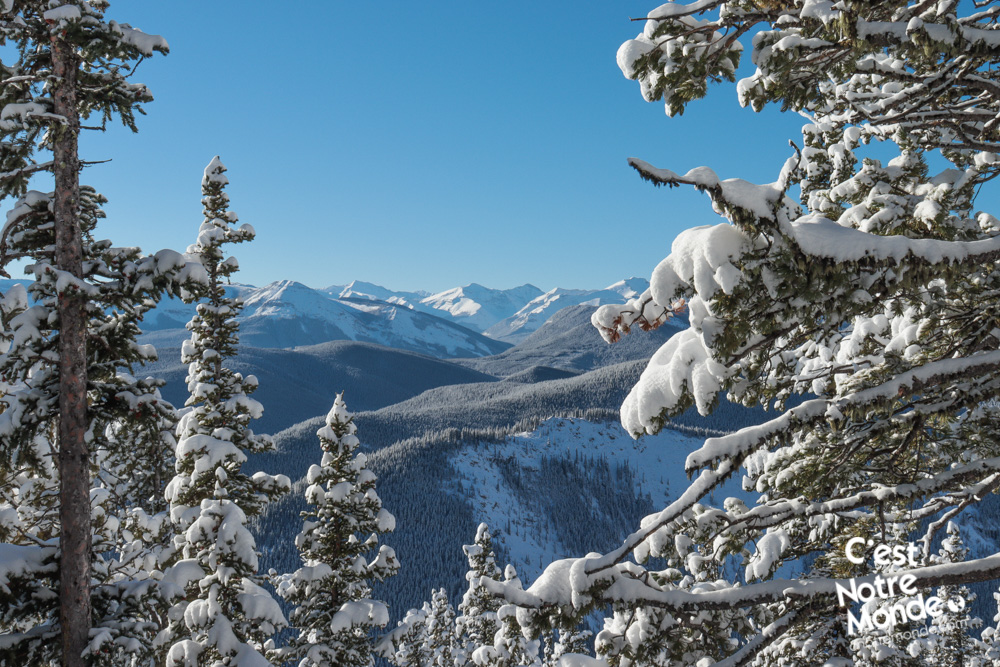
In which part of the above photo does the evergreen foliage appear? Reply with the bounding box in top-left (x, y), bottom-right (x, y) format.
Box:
top-left (481, 1), bottom-right (1000, 665)
top-left (457, 523), bottom-right (504, 658)
top-left (275, 392), bottom-right (398, 667)
top-left (0, 2), bottom-right (176, 663)
top-left (160, 158), bottom-right (289, 666)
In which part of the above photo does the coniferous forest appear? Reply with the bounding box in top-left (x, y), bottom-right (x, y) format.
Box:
top-left (4, 1), bottom-right (1000, 666)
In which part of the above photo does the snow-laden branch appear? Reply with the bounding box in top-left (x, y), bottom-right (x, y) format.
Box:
top-left (628, 158), bottom-right (1000, 267)
top-left (712, 603), bottom-right (813, 667)
top-left (710, 456), bottom-right (1000, 540)
top-left (686, 349), bottom-right (1000, 472)
top-left (484, 550), bottom-right (1000, 614)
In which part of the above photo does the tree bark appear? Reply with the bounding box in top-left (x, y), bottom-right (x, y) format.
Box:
top-left (51, 36), bottom-right (90, 667)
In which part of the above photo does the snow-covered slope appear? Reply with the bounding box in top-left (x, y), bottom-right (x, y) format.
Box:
top-left (457, 302), bottom-right (684, 377)
top-left (255, 413), bottom-right (723, 625)
top-left (240, 281), bottom-right (510, 357)
top-left (417, 283), bottom-right (544, 332)
top-left (324, 280), bottom-right (429, 308)
top-left (140, 280), bottom-right (510, 358)
top-left (449, 417), bottom-right (710, 583)
top-left (484, 277), bottom-right (649, 343)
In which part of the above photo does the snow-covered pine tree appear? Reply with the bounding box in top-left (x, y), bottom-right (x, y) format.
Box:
top-left (548, 626), bottom-right (592, 667)
top-left (425, 588), bottom-right (459, 667)
top-left (381, 605), bottom-right (431, 667)
top-left (160, 158), bottom-right (289, 666)
top-left (380, 588), bottom-right (458, 667)
top-left (926, 522), bottom-right (982, 665)
top-left (457, 523), bottom-right (504, 660)
top-left (0, 3), bottom-right (169, 662)
top-left (473, 565), bottom-right (541, 667)
top-left (275, 392), bottom-right (398, 667)
top-left (0, 187), bottom-right (201, 665)
top-left (488, 2), bottom-right (1000, 664)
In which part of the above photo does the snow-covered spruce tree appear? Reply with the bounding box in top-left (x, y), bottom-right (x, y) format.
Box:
top-left (274, 393), bottom-right (398, 667)
top-left (474, 565), bottom-right (541, 667)
top-left (0, 186), bottom-right (200, 664)
top-left (456, 523), bottom-right (504, 660)
top-left (160, 158), bottom-right (290, 666)
top-left (380, 605), bottom-right (430, 667)
top-left (0, 3), bottom-right (169, 662)
top-left (925, 522), bottom-right (982, 665)
top-left (425, 588), bottom-right (459, 667)
top-left (486, 2), bottom-right (1000, 665)
top-left (548, 626), bottom-right (592, 667)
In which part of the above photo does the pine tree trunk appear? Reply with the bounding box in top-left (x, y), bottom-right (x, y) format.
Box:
top-left (51, 36), bottom-right (91, 667)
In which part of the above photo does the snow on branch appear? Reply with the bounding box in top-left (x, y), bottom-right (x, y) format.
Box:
top-left (708, 456), bottom-right (1000, 545)
top-left (784, 212), bottom-right (1000, 265)
top-left (629, 157), bottom-right (1000, 267)
top-left (485, 549), bottom-right (1000, 615)
top-left (685, 349), bottom-right (1000, 473)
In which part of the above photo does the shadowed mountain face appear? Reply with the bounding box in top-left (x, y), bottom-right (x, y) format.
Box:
top-left (455, 303), bottom-right (686, 377)
top-left (137, 340), bottom-right (499, 435)
top-left (137, 302), bottom-right (694, 438)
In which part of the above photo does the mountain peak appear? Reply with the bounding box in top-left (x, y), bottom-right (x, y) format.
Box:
top-left (341, 279), bottom-right (388, 295)
top-left (604, 277), bottom-right (649, 299)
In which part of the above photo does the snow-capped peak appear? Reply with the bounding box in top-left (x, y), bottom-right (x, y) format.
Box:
top-left (604, 277), bottom-right (649, 299)
top-left (484, 278), bottom-right (650, 343)
top-left (417, 283), bottom-right (544, 332)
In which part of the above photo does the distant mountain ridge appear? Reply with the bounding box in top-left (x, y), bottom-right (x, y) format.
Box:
top-left (416, 283), bottom-right (545, 333)
top-left (1, 276), bottom-right (649, 354)
top-left (484, 277), bottom-right (649, 343)
top-left (295, 277), bottom-right (650, 343)
top-left (129, 277), bottom-right (650, 356)
top-left (135, 280), bottom-right (511, 359)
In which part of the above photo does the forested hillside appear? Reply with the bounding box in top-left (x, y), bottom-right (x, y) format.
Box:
top-left (232, 305), bottom-right (769, 623)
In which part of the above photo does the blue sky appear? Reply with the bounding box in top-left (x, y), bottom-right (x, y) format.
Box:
top-left (70, 1), bottom-right (805, 293)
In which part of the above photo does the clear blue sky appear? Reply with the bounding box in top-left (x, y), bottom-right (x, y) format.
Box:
top-left (71, 1), bottom-right (806, 293)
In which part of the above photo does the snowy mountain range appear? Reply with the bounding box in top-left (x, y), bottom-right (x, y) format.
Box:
top-left (131, 277), bottom-right (650, 357)
top-left (323, 278), bottom-right (648, 343)
top-left (0, 275), bottom-right (649, 356)
top-left (483, 278), bottom-right (648, 343)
